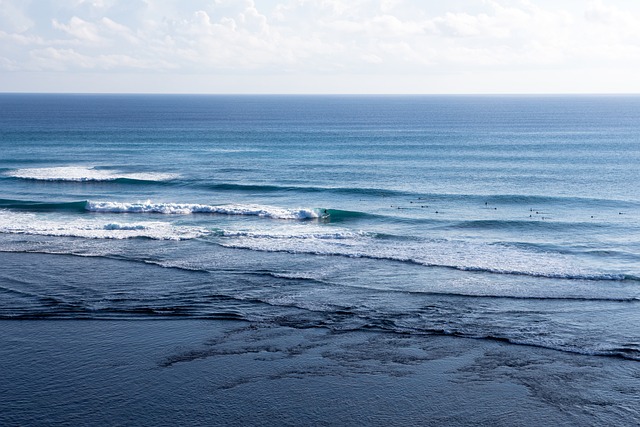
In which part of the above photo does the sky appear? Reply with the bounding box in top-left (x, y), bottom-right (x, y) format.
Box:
top-left (1, 0), bottom-right (640, 94)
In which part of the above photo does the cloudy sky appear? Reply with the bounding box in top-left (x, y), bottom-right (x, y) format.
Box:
top-left (2, 0), bottom-right (640, 93)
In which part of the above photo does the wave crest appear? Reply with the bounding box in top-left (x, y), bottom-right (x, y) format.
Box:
top-left (5, 166), bottom-right (179, 182)
top-left (86, 201), bottom-right (320, 220)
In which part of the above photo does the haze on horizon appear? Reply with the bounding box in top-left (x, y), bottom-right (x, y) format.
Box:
top-left (1, 0), bottom-right (640, 94)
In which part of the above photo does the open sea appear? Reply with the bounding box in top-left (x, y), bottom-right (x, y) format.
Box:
top-left (1, 94), bottom-right (640, 424)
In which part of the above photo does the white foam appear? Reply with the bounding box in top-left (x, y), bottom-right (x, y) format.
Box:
top-left (0, 210), bottom-right (207, 240)
top-left (86, 201), bottom-right (320, 220)
top-left (220, 230), bottom-right (366, 240)
top-left (6, 166), bottom-right (179, 182)
top-left (217, 229), bottom-right (622, 281)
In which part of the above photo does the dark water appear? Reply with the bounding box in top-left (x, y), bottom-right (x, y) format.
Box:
top-left (1, 95), bottom-right (640, 424)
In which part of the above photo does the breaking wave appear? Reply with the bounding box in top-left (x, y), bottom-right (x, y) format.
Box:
top-left (86, 201), bottom-right (321, 220)
top-left (217, 231), bottom-right (639, 282)
top-left (5, 166), bottom-right (179, 182)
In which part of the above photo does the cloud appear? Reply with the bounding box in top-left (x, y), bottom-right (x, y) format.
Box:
top-left (585, 0), bottom-right (620, 24)
top-left (2, 0), bottom-right (640, 80)
top-left (0, 55), bottom-right (19, 71)
top-left (52, 16), bottom-right (104, 42)
top-left (0, 0), bottom-right (34, 33)
top-left (28, 46), bottom-right (176, 71)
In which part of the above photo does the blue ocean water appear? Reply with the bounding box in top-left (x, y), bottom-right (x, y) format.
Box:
top-left (1, 94), bottom-right (640, 362)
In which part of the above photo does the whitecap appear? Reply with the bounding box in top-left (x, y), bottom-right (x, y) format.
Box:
top-left (86, 201), bottom-right (320, 220)
top-left (6, 166), bottom-right (179, 182)
top-left (219, 230), bottom-right (367, 239)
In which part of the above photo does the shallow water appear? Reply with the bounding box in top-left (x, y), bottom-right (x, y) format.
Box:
top-left (1, 316), bottom-right (639, 426)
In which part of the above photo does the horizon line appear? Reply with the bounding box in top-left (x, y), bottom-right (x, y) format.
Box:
top-left (2, 91), bottom-right (640, 97)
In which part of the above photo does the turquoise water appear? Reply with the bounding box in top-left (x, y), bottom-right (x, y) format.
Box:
top-left (1, 94), bottom-right (640, 361)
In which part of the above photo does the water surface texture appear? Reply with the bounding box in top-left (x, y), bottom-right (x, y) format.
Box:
top-left (2, 94), bottom-right (640, 356)
top-left (1, 95), bottom-right (640, 424)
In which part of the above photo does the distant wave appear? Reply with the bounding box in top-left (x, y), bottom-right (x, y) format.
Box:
top-left (4, 166), bottom-right (179, 182)
top-left (200, 182), bottom-right (640, 208)
top-left (202, 182), bottom-right (403, 198)
top-left (448, 219), bottom-right (606, 232)
top-left (421, 192), bottom-right (639, 208)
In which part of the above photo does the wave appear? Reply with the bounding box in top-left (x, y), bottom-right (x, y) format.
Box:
top-left (0, 198), bottom-right (326, 221)
top-left (1, 196), bottom-right (636, 282)
top-left (199, 182), bottom-right (640, 208)
top-left (448, 219), bottom-right (606, 232)
top-left (218, 232), bottom-right (640, 283)
top-left (246, 270), bottom-right (640, 302)
top-left (86, 201), bottom-right (322, 220)
top-left (0, 196), bottom-right (630, 235)
top-left (0, 211), bottom-right (207, 240)
top-left (322, 208), bottom-right (378, 222)
top-left (419, 192), bottom-right (640, 208)
top-left (1, 248), bottom-right (637, 361)
top-left (0, 199), bottom-right (88, 213)
top-left (218, 229), bottom-right (370, 240)
top-left (264, 249), bottom-right (637, 282)
top-left (202, 182), bottom-right (405, 197)
top-left (4, 166), bottom-right (179, 182)
top-left (3, 246), bottom-right (636, 303)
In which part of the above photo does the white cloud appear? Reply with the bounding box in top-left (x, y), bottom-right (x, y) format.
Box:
top-left (0, 55), bottom-right (19, 71)
top-left (52, 16), bottom-right (104, 42)
top-left (0, 0), bottom-right (34, 33)
top-left (100, 17), bottom-right (139, 44)
top-left (585, 0), bottom-right (620, 24)
top-left (2, 0), bottom-right (640, 92)
top-left (29, 46), bottom-right (176, 71)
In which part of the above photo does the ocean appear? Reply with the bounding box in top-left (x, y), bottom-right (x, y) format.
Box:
top-left (1, 94), bottom-right (639, 425)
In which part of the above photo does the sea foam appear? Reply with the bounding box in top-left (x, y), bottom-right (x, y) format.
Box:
top-left (219, 230), bottom-right (367, 240)
top-left (0, 210), bottom-right (207, 240)
top-left (6, 166), bottom-right (179, 182)
top-left (86, 201), bottom-right (320, 220)
top-left (217, 230), bottom-right (628, 282)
